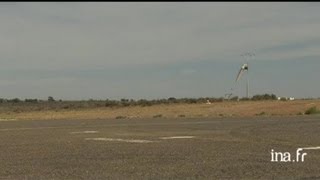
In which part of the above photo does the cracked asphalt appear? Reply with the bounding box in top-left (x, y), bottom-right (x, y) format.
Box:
top-left (1, 116), bottom-right (320, 179)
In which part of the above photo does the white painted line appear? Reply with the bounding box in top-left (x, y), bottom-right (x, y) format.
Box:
top-left (1, 118), bottom-right (307, 132)
top-left (159, 136), bottom-right (195, 140)
top-left (0, 119), bottom-right (16, 121)
top-left (300, 146), bottom-right (320, 150)
top-left (0, 121), bottom-right (219, 131)
top-left (85, 138), bottom-right (154, 143)
top-left (70, 131), bottom-right (98, 134)
top-left (0, 127), bottom-right (61, 131)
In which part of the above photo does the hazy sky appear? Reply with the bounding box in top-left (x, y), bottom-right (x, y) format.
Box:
top-left (1, 2), bottom-right (320, 100)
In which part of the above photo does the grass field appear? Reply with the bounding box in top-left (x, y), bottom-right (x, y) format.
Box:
top-left (1, 100), bottom-right (319, 121)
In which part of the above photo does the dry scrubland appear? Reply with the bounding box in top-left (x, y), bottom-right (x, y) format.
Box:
top-left (0, 100), bottom-right (319, 121)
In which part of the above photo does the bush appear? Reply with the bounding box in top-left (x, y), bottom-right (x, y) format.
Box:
top-left (280, 97), bottom-right (287, 101)
top-left (48, 96), bottom-right (55, 102)
top-left (9, 98), bottom-right (21, 103)
top-left (256, 112), bottom-right (266, 116)
top-left (153, 114), bottom-right (163, 118)
top-left (115, 116), bottom-right (126, 119)
top-left (240, 97), bottom-right (250, 101)
top-left (305, 106), bottom-right (320, 115)
top-left (230, 96), bottom-right (239, 101)
top-left (105, 100), bottom-right (118, 107)
top-left (168, 97), bottom-right (178, 103)
top-left (137, 99), bottom-right (152, 107)
top-left (252, 94), bottom-right (277, 101)
top-left (25, 99), bottom-right (38, 103)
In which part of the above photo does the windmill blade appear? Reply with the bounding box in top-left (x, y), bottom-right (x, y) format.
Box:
top-left (236, 68), bottom-right (244, 82)
top-left (235, 63), bottom-right (249, 82)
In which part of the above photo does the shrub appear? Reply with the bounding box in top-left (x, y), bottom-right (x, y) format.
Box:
top-left (25, 99), bottom-right (38, 103)
top-left (184, 98), bottom-right (197, 104)
top-left (230, 96), bottom-right (239, 101)
top-left (240, 97), bottom-right (250, 101)
top-left (137, 99), bottom-right (152, 107)
top-left (115, 116), bottom-right (126, 119)
top-left (256, 112), bottom-right (266, 116)
top-left (252, 94), bottom-right (277, 101)
top-left (168, 97), bottom-right (178, 103)
top-left (305, 106), bottom-right (320, 115)
top-left (48, 96), bottom-right (55, 102)
top-left (153, 114), bottom-right (163, 118)
top-left (9, 98), bottom-right (21, 103)
top-left (105, 99), bottom-right (119, 107)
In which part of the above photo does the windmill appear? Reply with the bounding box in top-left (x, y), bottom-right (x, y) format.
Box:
top-left (236, 52), bottom-right (255, 98)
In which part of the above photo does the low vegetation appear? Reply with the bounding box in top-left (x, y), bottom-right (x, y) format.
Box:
top-left (0, 93), bottom-right (281, 113)
top-left (256, 112), bottom-right (267, 116)
top-left (0, 99), bottom-right (318, 121)
top-left (115, 116), bottom-right (126, 119)
top-left (0, 94), bottom-right (318, 121)
top-left (305, 106), bottom-right (320, 115)
top-left (251, 94), bottom-right (277, 101)
top-left (153, 114), bottom-right (163, 118)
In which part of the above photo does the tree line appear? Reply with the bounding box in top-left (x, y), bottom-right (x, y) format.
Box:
top-left (0, 94), bottom-right (281, 106)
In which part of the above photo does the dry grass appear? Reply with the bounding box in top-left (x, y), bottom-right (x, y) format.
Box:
top-left (0, 100), bottom-right (319, 121)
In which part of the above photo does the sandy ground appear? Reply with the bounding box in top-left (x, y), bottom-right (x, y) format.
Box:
top-left (0, 100), bottom-right (319, 121)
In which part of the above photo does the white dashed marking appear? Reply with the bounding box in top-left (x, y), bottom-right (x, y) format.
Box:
top-left (70, 131), bottom-right (98, 134)
top-left (85, 138), bottom-right (154, 143)
top-left (159, 136), bottom-right (195, 140)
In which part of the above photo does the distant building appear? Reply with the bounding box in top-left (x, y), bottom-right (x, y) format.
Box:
top-left (277, 97), bottom-right (295, 101)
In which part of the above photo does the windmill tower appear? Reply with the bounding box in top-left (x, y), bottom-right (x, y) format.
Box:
top-left (236, 52), bottom-right (255, 98)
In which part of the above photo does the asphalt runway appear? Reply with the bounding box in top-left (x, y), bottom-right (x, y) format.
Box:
top-left (1, 116), bottom-right (320, 179)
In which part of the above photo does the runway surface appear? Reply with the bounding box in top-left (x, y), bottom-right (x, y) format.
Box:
top-left (1, 116), bottom-right (320, 179)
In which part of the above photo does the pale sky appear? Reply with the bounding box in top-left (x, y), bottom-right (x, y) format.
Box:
top-left (0, 2), bottom-right (320, 100)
